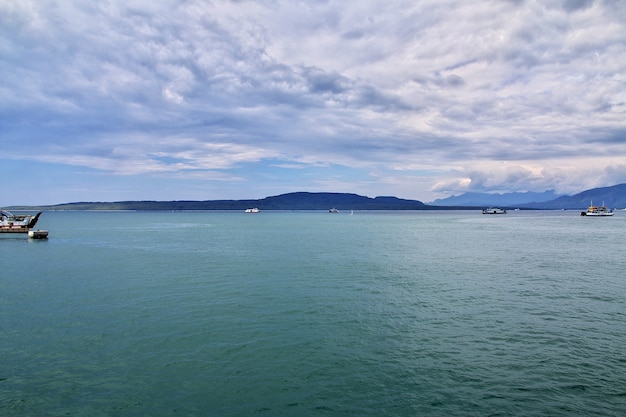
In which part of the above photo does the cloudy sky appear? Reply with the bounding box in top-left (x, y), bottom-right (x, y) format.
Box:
top-left (2, 0), bottom-right (625, 205)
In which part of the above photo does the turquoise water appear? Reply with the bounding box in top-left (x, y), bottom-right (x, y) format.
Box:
top-left (1, 210), bottom-right (625, 416)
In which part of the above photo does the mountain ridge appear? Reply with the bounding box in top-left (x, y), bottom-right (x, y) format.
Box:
top-left (5, 184), bottom-right (625, 211)
top-left (429, 190), bottom-right (561, 206)
top-left (430, 184), bottom-right (626, 209)
top-left (520, 183), bottom-right (626, 209)
top-left (6, 192), bottom-right (430, 211)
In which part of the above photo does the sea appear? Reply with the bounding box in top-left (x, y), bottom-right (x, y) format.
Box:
top-left (1, 210), bottom-right (624, 416)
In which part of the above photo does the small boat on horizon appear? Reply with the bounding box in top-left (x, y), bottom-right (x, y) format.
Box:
top-left (244, 208), bottom-right (260, 213)
top-left (581, 201), bottom-right (613, 216)
top-left (329, 208), bottom-right (339, 213)
top-left (482, 207), bottom-right (507, 214)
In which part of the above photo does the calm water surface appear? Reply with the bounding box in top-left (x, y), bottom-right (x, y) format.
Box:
top-left (1, 210), bottom-right (625, 416)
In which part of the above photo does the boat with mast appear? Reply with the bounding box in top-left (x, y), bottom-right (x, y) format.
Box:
top-left (580, 201), bottom-right (614, 216)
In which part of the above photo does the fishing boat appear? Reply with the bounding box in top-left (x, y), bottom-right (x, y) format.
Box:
top-left (482, 207), bottom-right (507, 214)
top-left (0, 210), bottom-right (42, 233)
top-left (580, 202), bottom-right (614, 216)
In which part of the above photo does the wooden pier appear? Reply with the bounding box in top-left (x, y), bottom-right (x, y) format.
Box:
top-left (0, 227), bottom-right (48, 238)
top-left (0, 227), bottom-right (30, 233)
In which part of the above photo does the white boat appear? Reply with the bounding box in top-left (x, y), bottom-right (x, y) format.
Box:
top-left (244, 208), bottom-right (259, 213)
top-left (1, 210), bottom-right (42, 232)
top-left (581, 201), bottom-right (613, 216)
top-left (329, 208), bottom-right (339, 213)
top-left (482, 207), bottom-right (507, 214)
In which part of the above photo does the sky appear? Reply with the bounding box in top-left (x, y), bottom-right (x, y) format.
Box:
top-left (2, 0), bottom-right (626, 206)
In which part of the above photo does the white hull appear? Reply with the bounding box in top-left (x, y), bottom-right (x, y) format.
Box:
top-left (581, 201), bottom-right (614, 216)
top-left (482, 208), bottom-right (507, 214)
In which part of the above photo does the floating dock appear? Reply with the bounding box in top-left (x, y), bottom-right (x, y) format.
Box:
top-left (28, 229), bottom-right (49, 239)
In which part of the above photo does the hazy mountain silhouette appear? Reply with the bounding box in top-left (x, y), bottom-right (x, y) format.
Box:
top-left (430, 190), bottom-right (560, 207)
top-left (521, 183), bottom-right (626, 209)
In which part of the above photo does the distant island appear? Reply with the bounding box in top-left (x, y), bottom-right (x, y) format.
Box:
top-left (10, 192), bottom-right (436, 211)
top-left (5, 184), bottom-right (626, 211)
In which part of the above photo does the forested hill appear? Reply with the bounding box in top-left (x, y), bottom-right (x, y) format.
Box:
top-left (21, 192), bottom-right (430, 211)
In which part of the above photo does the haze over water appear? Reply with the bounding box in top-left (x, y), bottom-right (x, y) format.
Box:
top-left (1, 210), bottom-right (625, 416)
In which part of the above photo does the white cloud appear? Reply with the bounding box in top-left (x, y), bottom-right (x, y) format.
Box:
top-left (1, 0), bottom-right (625, 203)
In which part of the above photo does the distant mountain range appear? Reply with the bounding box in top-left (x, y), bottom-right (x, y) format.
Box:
top-left (429, 190), bottom-right (561, 207)
top-left (6, 184), bottom-right (626, 211)
top-left (432, 184), bottom-right (625, 209)
top-left (519, 183), bottom-right (626, 209)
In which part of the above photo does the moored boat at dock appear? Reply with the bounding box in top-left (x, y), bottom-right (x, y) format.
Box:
top-left (0, 210), bottom-right (42, 232)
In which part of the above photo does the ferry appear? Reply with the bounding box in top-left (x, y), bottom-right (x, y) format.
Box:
top-left (0, 210), bottom-right (42, 232)
top-left (482, 207), bottom-right (507, 214)
top-left (580, 202), bottom-right (614, 216)
top-left (244, 208), bottom-right (259, 213)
